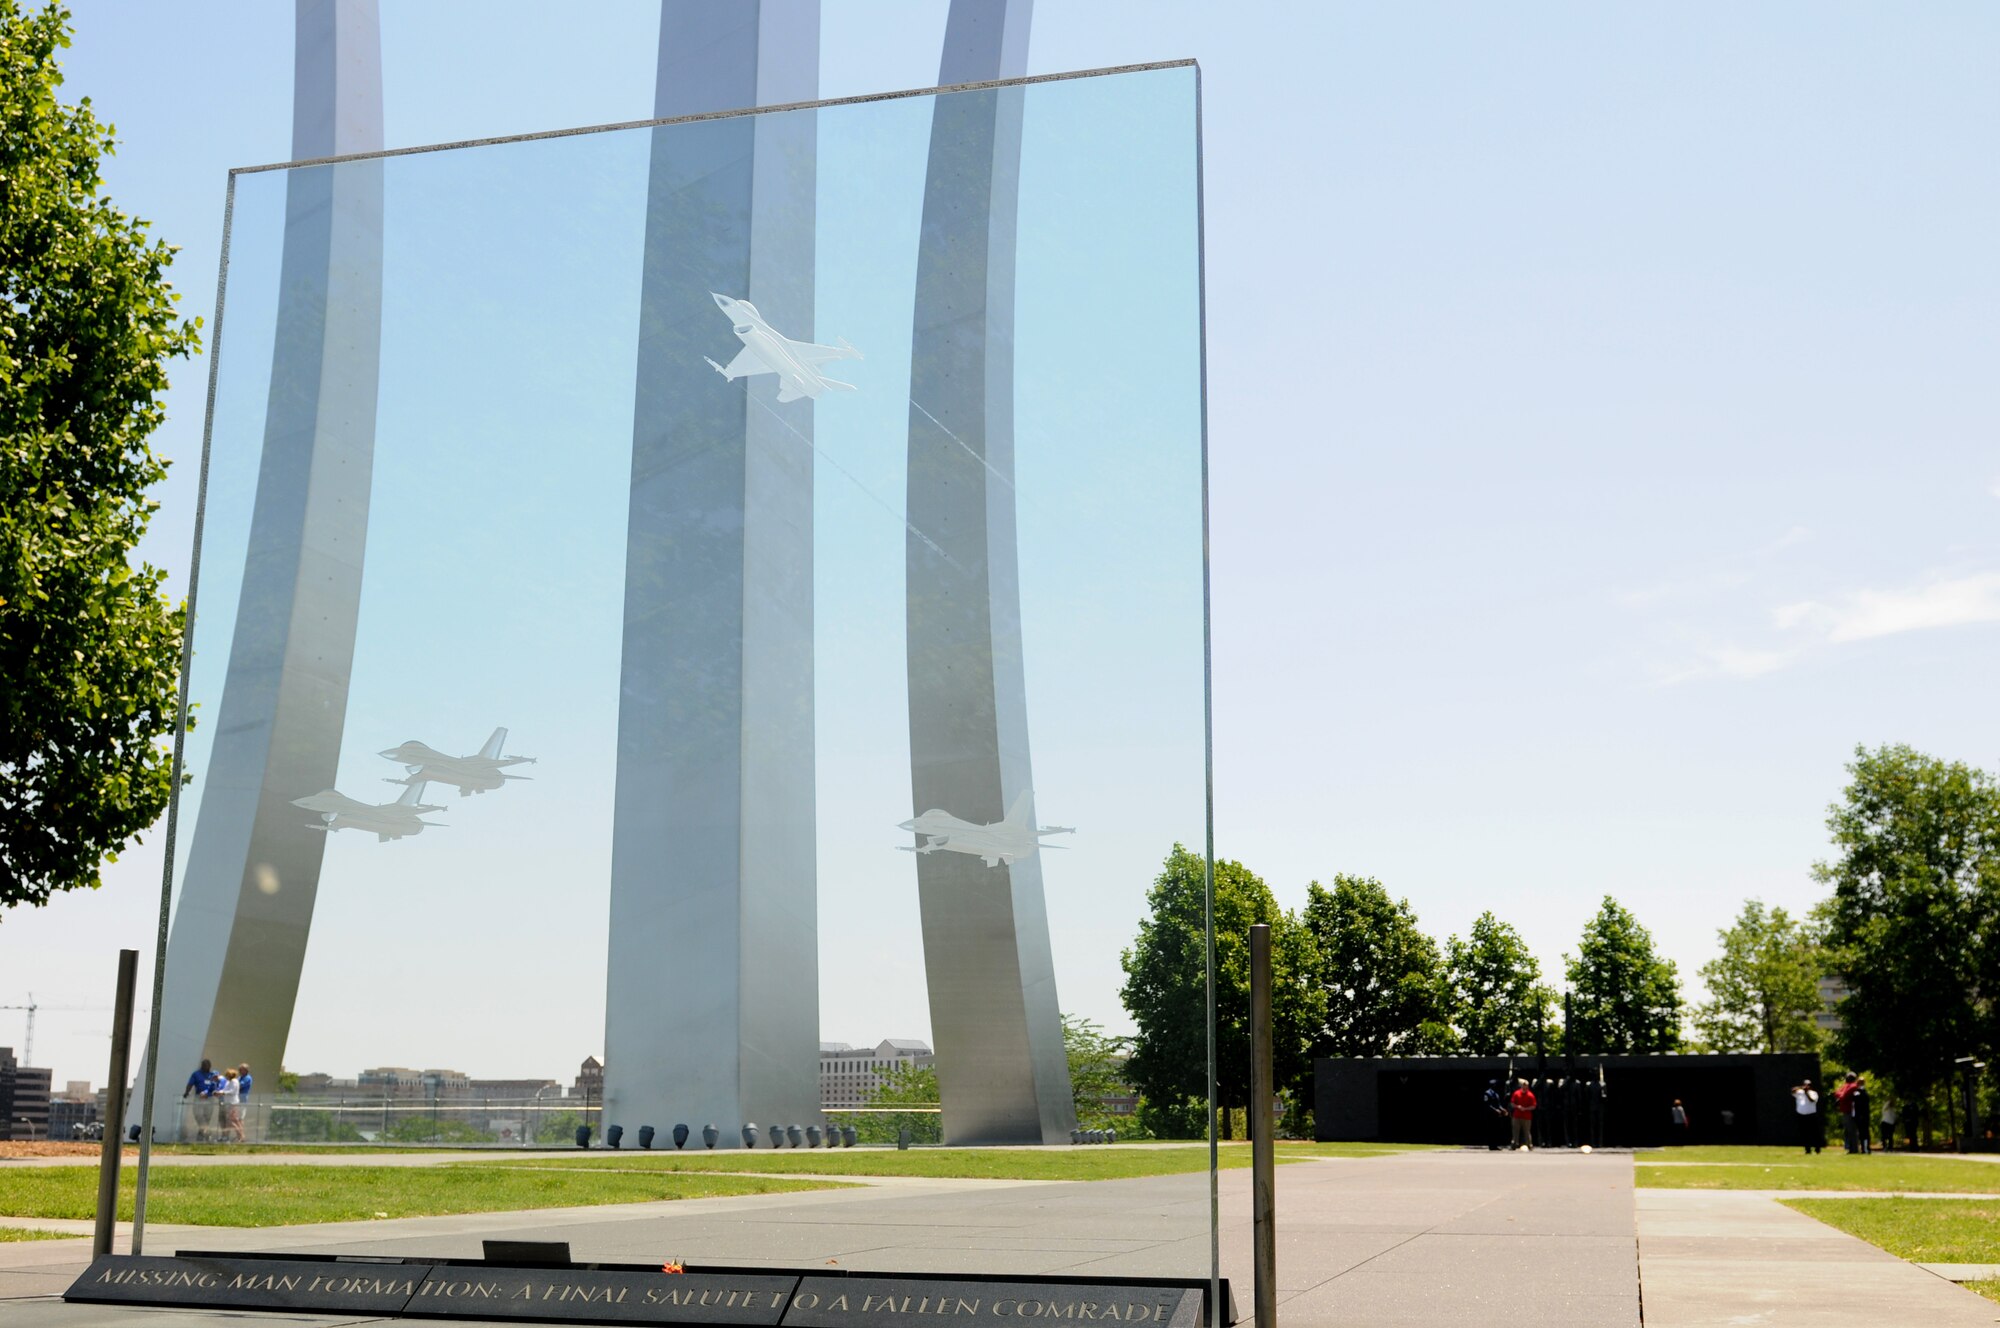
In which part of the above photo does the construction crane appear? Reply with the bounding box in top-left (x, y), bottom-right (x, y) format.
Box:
top-left (0, 994), bottom-right (105, 1066)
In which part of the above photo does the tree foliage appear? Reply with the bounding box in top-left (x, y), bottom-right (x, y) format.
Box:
top-left (531, 1109), bottom-right (588, 1144)
top-left (1062, 1012), bottom-right (1132, 1132)
top-left (265, 1107), bottom-right (363, 1143)
top-left (1814, 744), bottom-right (2000, 1112)
top-left (1692, 900), bottom-right (1824, 1054)
top-left (0, 2), bottom-right (200, 914)
top-left (858, 1062), bottom-right (942, 1143)
top-left (1443, 911), bottom-right (1551, 1054)
top-left (384, 1116), bottom-right (494, 1144)
top-left (1119, 846), bottom-right (1320, 1128)
top-left (1302, 875), bottom-right (1451, 1058)
top-left (1565, 897), bottom-right (1684, 1053)
top-left (865, 1061), bottom-right (940, 1107)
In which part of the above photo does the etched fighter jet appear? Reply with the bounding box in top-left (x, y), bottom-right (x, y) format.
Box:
top-left (703, 292), bottom-right (861, 403)
top-left (380, 727), bottom-right (535, 798)
top-left (898, 790), bottom-right (1074, 868)
top-left (293, 781), bottom-right (444, 842)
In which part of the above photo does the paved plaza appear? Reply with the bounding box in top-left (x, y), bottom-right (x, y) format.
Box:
top-left (2, 1150), bottom-right (1994, 1326)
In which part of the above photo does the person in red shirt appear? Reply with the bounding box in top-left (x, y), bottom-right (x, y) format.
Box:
top-left (1510, 1079), bottom-right (1538, 1151)
top-left (1834, 1073), bottom-right (1862, 1153)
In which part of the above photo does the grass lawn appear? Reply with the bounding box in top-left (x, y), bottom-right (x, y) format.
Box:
top-left (0, 1227), bottom-right (77, 1242)
top-left (0, 1164), bottom-right (845, 1227)
top-left (1638, 1151), bottom-right (2000, 1193)
top-left (485, 1140), bottom-right (1430, 1182)
top-left (1275, 1142), bottom-right (1451, 1158)
top-left (156, 1144), bottom-right (481, 1156)
top-left (489, 1146), bottom-right (1237, 1181)
top-left (1642, 1145), bottom-right (1961, 1165)
top-left (1784, 1197), bottom-right (2000, 1263)
top-left (1964, 1280), bottom-right (2000, 1305)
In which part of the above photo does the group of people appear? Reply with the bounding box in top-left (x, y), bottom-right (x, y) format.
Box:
top-left (1792, 1072), bottom-right (1896, 1154)
top-left (1484, 1077), bottom-right (1545, 1150)
top-left (181, 1057), bottom-right (254, 1143)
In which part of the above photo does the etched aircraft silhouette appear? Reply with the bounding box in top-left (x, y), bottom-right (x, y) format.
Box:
top-left (293, 781), bottom-right (444, 842)
top-left (380, 727), bottom-right (534, 798)
top-left (898, 790), bottom-right (1074, 868)
top-left (703, 292), bottom-right (861, 402)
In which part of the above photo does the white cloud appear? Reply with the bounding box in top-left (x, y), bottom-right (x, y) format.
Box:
top-left (1776, 570), bottom-right (2000, 643)
top-left (1706, 645), bottom-right (1792, 677)
top-left (1617, 528), bottom-right (1807, 608)
top-left (1652, 644), bottom-right (1794, 686)
top-left (1616, 570), bottom-right (1748, 608)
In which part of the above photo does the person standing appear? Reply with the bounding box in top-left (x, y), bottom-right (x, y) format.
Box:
top-left (215, 1068), bottom-right (243, 1143)
top-left (1879, 1098), bottom-right (1899, 1152)
top-left (1835, 1072), bottom-right (1861, 1153)
top-left (1670, 1099), bottom-right (1691, 1142)
top-left (1851, 1076), bottom-right (1872, 1155)
top-left (1482, 1079), bottom-right (1509, 1151)
top-left (1509, 1078), bottom-right (1538, 1151)
top-left (181, 1058), bottom-right (216, 1143)
top-left (1792, 1080), bottom-right (1822, 1154)
top-left (237, 1063), bottom-right (254, 1143)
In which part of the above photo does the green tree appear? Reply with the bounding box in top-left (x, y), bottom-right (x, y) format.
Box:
top-left (1692, 900), bottom-right (1824, 1054)
top-left (1302, 875), bottom-right (1452, 1059)
top-left (1119, 846), bottom-right (1320, 1137)
top-left (1814, 744), bottom-right (2000, 1136)
top-left (0, 2), bottom-right (200, 914)
top-left (1566, 897), bottom-right (1684, 1052)
top-left (384, 1116), bottom-right (494, 1144)
top-left (531, 1109), bottom-right (587, 1145)
top-left (265, 1107), bottom-right (362, 1143)
top-left (858, 1062), bottom-right (942, 1144)
top-left (866, 1061), bottom-right (940, 1106)
top-left (1443, 911), bottom-right (1551, 1054)
top-left (1062, 1013), bottom-right (1132, 1132)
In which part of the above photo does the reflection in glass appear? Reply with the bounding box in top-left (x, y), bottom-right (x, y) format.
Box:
top-left (144, 59), bottom-right (1209, 1290)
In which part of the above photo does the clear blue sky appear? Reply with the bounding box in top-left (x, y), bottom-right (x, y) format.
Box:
top-left (5, 2), bottom-right (1997, 1091)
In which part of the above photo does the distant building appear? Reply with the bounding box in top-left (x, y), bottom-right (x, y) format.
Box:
top-left (1816, 976), bottom-right (1851, 1034)
top-left (292, 1073), bottom-right (357, 1095)
top-left (421, 1069), bottom-right (471, 1097)
top-left (1098, 1053), bottom-right (1139, 1119)
top-left (63, 1080), bottom-right (93, 1101)
top-left (571, 1057), bottom-right (602, 1101)
top-left (357, 1067), bottom-right (425, 1097)
top-left (49, 1097), bottom-right (99, 1139)
top-left (352, 1067), bottom-right (471, 1098)
top-left (820, 1039), bottom-right (934, 1109)
top-left (0, 1046), bottom-right (52, 1141)
top-left (468, 1078), bottom-right (560, 1100)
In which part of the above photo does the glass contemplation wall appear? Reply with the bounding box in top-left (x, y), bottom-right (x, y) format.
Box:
top-left (143, 61), bottom-right (1213, 1289)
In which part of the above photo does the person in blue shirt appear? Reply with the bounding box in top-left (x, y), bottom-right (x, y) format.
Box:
top-left (235, 1064), bottom-right (253, 1142)
top-left (181, 1058), bottom-right (217, 1142)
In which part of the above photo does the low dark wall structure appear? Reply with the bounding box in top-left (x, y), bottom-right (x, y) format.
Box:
top-left (1316, 1053), bottom-right (1822, 1148)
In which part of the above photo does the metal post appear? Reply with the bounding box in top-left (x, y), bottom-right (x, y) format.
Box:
top-left (94, 950), bottom-right (140, 1257)
top-left (1249, 924), bottom-right (1275, 1328)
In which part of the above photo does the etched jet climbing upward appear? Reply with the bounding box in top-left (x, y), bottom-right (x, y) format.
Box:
top-left (292, 781), bottom-right (444, 842)
top-left (703, 292), bottom-right (861, 403)
top-left (380, 727), bottom-right (534, 798)
top-left (898, 790), bottom-right (1074, 868)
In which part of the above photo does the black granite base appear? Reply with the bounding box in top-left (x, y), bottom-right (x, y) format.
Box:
top-left (65, 1253), bottom-right (1231, 1328)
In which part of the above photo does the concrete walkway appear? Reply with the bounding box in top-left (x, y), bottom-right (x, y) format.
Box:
top-left (1637, 1188), bottom-right (2000, 1327)
top-left (0, 1151), bottom-right (1637, 1325)
top-left (1, 1150), bottom-right (1994, 1325)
